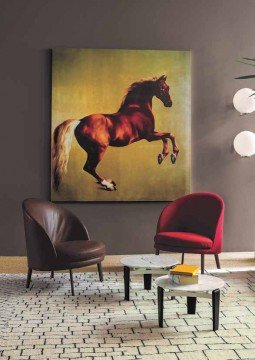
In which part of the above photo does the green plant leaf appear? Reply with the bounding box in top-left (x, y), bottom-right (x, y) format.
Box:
top-left (235, 75), bottom-right (255, 79)
top-left (242, 57), bottom-right (255, 61)
top-left (237, 60), bottom-right (255, 67)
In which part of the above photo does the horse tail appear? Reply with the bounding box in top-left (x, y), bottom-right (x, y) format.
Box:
top-left (52, 119), bottom-right (80, 192)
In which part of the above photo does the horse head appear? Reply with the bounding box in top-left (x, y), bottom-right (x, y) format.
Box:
top-left (154, 75), bottom-right (172, 107)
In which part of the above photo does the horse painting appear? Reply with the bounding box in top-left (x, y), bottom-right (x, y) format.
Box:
top-left (52, 75), bottom-right (179, 192)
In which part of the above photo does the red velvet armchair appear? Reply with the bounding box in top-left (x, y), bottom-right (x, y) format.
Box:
top-left (154, 192), bottom-right (224, 273)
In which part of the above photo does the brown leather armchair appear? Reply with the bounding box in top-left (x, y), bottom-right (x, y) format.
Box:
top-left (22, 199), bottom-right (105, 295)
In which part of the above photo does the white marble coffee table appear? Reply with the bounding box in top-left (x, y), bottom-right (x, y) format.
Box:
top-left (155, 274), bottom-right (225, 331)
top-left (120, 254), bottom-right (179, 301)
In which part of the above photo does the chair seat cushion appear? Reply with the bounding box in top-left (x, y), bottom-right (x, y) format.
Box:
top-left (154, 232), bottom-right (213, 250)
top-left (55, 240), bottom-right (105, 262)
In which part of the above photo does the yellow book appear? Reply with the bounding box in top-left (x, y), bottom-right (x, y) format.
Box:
top-left (170, 274), bottom-right (199, 285)
top-left (170, 264), bottom-right (199, 276)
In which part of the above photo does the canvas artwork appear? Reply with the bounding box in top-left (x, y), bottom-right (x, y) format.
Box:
top-left (51, 48), bottom-right (191, 201)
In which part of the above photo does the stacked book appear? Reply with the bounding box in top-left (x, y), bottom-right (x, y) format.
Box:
top-left (169, 264), bottom-right (199, 285)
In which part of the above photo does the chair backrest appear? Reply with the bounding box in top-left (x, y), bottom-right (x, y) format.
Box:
top-left (22, 199), bottom-right (89, 269)
top-left (158, 192), bottom-right (224, 240)
top-left (22, 198), bottom-right (87, 245)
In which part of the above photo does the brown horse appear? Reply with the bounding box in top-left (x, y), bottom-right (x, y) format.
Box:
top-left (52, 75), bottom-right (179, 191)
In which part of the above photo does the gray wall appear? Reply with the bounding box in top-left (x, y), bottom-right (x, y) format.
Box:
top-left (1, 0), bottom-right (255, 255)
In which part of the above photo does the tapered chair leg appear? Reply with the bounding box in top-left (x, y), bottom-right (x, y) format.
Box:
top-left (181, 253), bottom-right (185, 264)
top-left (155, 249), bottom-right (159, 255)
top-left (69, 269), bottom-right (75, 296)
top-left (97, 263), bottom-right (104, 282)
top-left (201, 254), bottom-right (205, 274)
top-left (26, 268), bottom-right (32, 288)
top-left (214, 254), bottom-right (221, 269)
top-left (50, 271), bottom-right (54, 279)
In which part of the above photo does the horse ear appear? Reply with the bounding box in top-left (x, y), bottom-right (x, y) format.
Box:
top-left (158, 75), bottom-right (167, 82)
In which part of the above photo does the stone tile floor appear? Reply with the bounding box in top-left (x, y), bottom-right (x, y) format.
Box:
top-left (0, 268), bottom-right (255, 360)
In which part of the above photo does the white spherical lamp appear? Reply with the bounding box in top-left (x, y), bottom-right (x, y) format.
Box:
top-left (233, 131), bottom-right (255, 157)
top-left (233, 88), bottom-right (255, 114)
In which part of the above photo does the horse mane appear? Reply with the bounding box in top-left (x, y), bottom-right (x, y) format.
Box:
top-left (119, 78), bottom-right (156, 110)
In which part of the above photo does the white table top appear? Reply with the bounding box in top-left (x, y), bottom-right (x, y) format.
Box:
top-left (120, 254), bottom-right (179, 269)
top-left (155, 274), bottom-right (225, 292)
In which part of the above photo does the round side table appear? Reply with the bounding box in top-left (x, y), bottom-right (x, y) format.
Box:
top-left (155, 274), bottom-right (226, 331)
top-left (120, 254), bottom-right (179, 301)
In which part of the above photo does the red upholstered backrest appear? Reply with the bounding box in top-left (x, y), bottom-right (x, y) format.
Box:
top-left (157, 193), bottom-right (224, 242)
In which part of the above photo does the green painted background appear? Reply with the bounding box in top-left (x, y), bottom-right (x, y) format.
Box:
top-left (51, 48), bottom-right (191, 201)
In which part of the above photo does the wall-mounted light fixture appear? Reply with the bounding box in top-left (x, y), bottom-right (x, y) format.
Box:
top-left (233, 57), bottom-right (255, 157)
top-left (233, 88), bottom-right (255, 115)
top-left (233, 131), bottom-right (255, 157)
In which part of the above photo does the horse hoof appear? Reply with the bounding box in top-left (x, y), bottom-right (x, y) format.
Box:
top-left (158, 154), bottom-right (163, 164)
top-left (171, 154), bottom-right (176, 164)
top-left (101, 179), bottom-right (116, 191)
top-left (104, 186), bottom-right (115, 191)
top-left (110, 180), bottom-right (117, 190)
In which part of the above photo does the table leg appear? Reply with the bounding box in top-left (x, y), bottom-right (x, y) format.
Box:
top-left (187, 297), bottom-right (197, 314)
top-left (144, 274), bottom-right (152, 290)
top-left (158, 286), bottom-right (164, 327)
top-left (212, 289), bottom-right (220, 331)
top-left (124, 266), bottom-right (130, 301)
